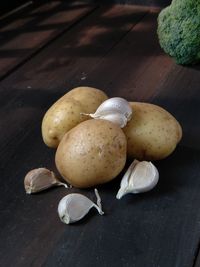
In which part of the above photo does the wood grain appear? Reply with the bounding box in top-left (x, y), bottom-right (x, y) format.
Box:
top-left (84, 10), bottom-right (174, 101)
top-left (0, 1), bottom-right (96, 79)
top-left (0, 4), bottom-right (200, 267)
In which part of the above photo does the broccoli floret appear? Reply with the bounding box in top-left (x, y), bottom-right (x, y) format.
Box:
top-left (157, 0), bottom-right (200, 65)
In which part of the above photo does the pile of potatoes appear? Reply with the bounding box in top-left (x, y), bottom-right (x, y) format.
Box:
top-left (42, 87), bottom-right (182, 188)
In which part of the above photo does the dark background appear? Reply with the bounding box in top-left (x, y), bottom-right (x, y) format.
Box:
top-left (0, 0), bottom-right (172, 16)
top-left (0, 0), bottom-right (39, 16)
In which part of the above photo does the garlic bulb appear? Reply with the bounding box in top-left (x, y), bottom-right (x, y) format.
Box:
top-left (58, 189), bottom-right (104, 224)
top-left (24, 168), bottom-right (68, 194)
top-left (116, 160), bottom-right (159, 199)
top-left (82, 97), bottom-right (132, 128)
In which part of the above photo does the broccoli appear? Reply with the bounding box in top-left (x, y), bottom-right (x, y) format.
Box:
top-left (157, 0), bottom-right (200, 65)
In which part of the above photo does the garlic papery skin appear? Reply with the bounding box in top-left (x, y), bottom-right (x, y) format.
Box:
top-left (116, 160), bottom-right (159, 199)
top-left (82, 97), bottom-right (132, 128)
top-left (24, 168), bottom-right (68, 194)
top-left (58, 189), bottom-right (104, 224)
top-left (99, 113), bottom-right (128, 128)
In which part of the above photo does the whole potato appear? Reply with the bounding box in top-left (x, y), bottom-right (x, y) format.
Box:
top-left (123, 102), bottom-right (182, 160)
top-left (42, 87), bottom-right (108, 148)
top-left (55, 119), bottom-right (127, 188)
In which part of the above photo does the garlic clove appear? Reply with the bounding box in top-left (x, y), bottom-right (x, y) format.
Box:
top-left (92, 97), bottom-right (132, 119)
top-left (128, 161), bottom-right (159, 193)
top-left (116, 160), bottom-right (159, 199)
top-left (58, 189), bottom-right (104, 224)
top-left (82, 97), bottom-right (132, 128)
top-left (24, 168), bottom-right (68, 194)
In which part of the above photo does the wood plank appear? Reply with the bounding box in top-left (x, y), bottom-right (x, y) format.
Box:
top-left (84, 9), bottom-right (174, 102)
top-left (0, 1), bottom-right (97, 79)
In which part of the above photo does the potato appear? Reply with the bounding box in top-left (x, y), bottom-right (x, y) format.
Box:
top-left (42, 87), bottom-right (108, 148)
top-left (55, 119), bottom-right (127, 188)
top-left (123, 102), bottom-right (182, 160)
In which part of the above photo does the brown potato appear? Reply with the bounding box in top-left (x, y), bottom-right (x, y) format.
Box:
top-left (123, 102), bottom-right (182, 160)
top-left (42, 87), bottom-right (108, 148)
top-left (55, 119), bottom-right (127, 188)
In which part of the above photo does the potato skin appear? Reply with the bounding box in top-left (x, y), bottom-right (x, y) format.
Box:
top-left (42, 98), bottom-right (86, 148)
top-left (55, 119), bottom-right (127, 188)
top-left (123, 102), bottom-right (182, 160)
top-left (64, 86), bottom-right (108, 113)
top-left (42, 87), bottom-right (108, 148)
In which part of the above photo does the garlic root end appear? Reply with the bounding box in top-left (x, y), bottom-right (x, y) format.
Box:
top-left (94, 188), bottom-right (104, 215)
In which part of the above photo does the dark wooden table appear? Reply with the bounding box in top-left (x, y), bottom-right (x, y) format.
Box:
top-left (0, 1), bottom-right (200, 267)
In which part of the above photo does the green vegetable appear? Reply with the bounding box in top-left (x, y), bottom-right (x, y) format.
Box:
top-left (157, 0), bottom-right (200, 65)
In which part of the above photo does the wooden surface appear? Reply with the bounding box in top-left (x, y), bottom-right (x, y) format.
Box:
top-left (0, 2), bottom-right (200, 267)
top-left (0, 1), bottom-right (96, 79)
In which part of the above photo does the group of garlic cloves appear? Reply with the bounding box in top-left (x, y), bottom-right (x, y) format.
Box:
top-left (24, 97), bottom-right (159, 224)
top-left (24, 159), bottom-right (159, 225)
top-left (24, 167), bottom-right (105, 224)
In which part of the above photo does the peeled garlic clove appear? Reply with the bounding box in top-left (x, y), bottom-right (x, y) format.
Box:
top-left (119, 159), bottom-right (139, 190)
top-left (24, 168), bottom-right (68, 194)
top-left (58, 189), bottom-right (104, 224)
top-left (116, 160), bottom-right (159, 199)
top-left (128, 161), bottom-right (159, 193)
top-left (83, 97), bottom-right (132, 128)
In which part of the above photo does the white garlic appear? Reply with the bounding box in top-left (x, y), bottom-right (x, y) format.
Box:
top-left (82, 97), bottom-right (132, 128)
top-left (97, 113), bottom-right (128, 128)
top-left (58, 189), bottom-right (104, 224)
top-left (116, 160), bottom-right (159, 199)
top-left (24, 168), bottom-right (68, 194)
